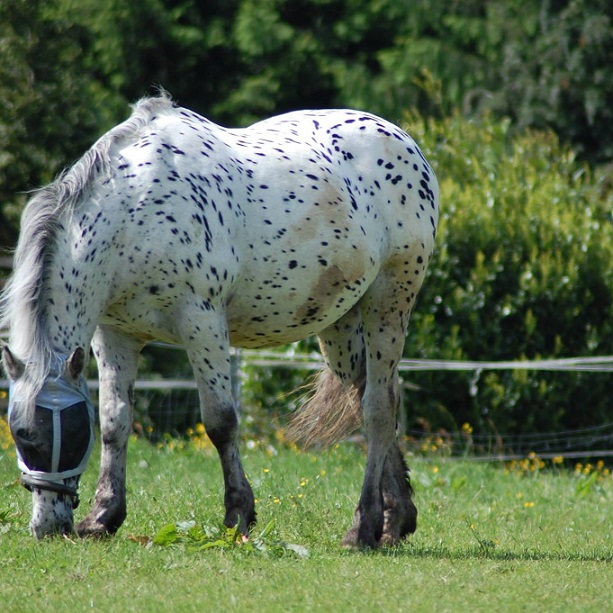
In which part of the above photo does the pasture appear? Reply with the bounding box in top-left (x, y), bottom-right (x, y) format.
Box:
top-left (0, 428), bottom-right (611, 612)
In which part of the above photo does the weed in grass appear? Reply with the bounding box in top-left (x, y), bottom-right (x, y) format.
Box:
top-left (152, 518), bottom-right (309, 558)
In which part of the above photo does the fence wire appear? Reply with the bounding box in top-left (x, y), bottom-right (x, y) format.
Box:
top-left (0, 335), bottom-right (611, 460)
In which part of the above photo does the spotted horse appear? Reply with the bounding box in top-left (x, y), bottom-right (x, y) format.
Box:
top-left (0, 93), bottom-right (439, 547)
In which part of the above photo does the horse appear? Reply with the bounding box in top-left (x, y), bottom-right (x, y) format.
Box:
top-left (0, 93), bottom-right (439, 547)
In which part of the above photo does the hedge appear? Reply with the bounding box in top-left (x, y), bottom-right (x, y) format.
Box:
top-left (402, 112), bottom-right (613, 442)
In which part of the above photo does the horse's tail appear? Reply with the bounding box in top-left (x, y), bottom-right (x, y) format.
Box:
top-left (285, 370), bottom-right (364, 448)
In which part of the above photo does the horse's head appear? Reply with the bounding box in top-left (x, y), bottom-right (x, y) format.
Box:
top-left (2, 346), bottom-right (95, 538)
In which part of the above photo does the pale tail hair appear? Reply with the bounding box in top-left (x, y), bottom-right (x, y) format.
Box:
top-left (285, 370), bottom-right (365, 448)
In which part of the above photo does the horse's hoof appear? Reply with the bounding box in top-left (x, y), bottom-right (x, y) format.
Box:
top-left (340, 526), bottom-right (378, 549)
top-left (340, 526), bottom-right (360, 549)
top-left (75, 518), bottom-right (115, 539)
top-left (379, 531), bottom-right (402, 547)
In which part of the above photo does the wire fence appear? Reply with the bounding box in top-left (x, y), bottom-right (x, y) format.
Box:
top-left (1, 329), bottom-right (612, 460)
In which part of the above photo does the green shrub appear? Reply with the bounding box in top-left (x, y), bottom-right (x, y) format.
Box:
top-left (405, 112), bottom-right (613, 442)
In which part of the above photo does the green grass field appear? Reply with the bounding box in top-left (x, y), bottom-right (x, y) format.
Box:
top-left (1, 430), bottom-right (611, 613)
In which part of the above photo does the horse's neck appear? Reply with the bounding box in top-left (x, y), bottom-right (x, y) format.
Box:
top-left (44, 221), bottom-right (111, 356)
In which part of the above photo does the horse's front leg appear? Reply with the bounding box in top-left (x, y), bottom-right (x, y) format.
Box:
top-left (76, 326), bottom-right (141, 537)
top-left (181, 310), bottom-right (255, 534)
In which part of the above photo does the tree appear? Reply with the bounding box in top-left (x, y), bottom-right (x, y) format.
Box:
top-left (0, 0), bottom-right (101, 250)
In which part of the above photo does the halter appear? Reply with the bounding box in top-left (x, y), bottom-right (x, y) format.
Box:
top-left (20, 474), bottom-right (81, 508)
top-left (8, 364), bottom-right (95, 508)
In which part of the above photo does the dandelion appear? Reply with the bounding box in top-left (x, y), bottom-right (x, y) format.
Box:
top-left (432, 466), bottom-right (439, 474)
top-left (263, 468), bottom-right (270, 474)
top-left (461, 423), bottom-right (473, 435)
top-left (552, 456), bottom-right (564, 465)
top-left (523, 501), bottom-right (535, 508)
top-left (195, 423), bottom-right (206, 435)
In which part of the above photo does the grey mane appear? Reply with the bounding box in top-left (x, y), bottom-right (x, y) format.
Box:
top-left (0, 93), bottom-right (174, 393)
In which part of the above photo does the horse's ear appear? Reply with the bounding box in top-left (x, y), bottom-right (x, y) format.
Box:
top-left (67, 347), bottom-right (85, 380)
top-left (2, 345), bottom-right (25, 380)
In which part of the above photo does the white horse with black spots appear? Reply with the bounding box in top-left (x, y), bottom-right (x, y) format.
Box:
top-left (0, 93), bottom-right (439, 547)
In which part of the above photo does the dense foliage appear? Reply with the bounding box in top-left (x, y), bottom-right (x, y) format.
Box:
top-left (2, 0), bottom-right (612, 234)
top-left (407, 112), bottom-right (613, 439)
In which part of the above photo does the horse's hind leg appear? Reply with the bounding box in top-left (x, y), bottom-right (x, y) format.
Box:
top-left (290, 303), bottom-right (417, 547)
top-left (342, 271), bottom-right (420, 548)
top-left (287, 306), bottom-right (365, 447)
top-left (180, 309), bottom-right (255, 533)
top-left (77, 325), bottom-right (141, 537)
top-left (380, 443), bottom-right (417, 545)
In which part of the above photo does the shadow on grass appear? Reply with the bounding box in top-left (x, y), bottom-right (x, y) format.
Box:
top-left (357, 543), bottom-right (613, 563)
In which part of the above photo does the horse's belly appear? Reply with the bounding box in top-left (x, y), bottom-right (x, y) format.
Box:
top-left (226, 259), bottom-right (376, 348)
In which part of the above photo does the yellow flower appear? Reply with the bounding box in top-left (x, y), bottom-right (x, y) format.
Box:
top-left (195, 423), bottom-right (206, 435)
top-left (461, 423), bottom-right (473, 435)
top-left (523, 501), bottom-right (535, 508)
top-left (552, 456), bottom-right (564, 465)
top-left (0, 415), bottom-right (14, 450)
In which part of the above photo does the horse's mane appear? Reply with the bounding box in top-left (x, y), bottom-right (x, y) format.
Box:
top-left (0, 93), bottom-right (174, 393)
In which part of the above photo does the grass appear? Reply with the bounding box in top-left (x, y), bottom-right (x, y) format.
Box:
top-left (0, 427), bottom-right (612, 613)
